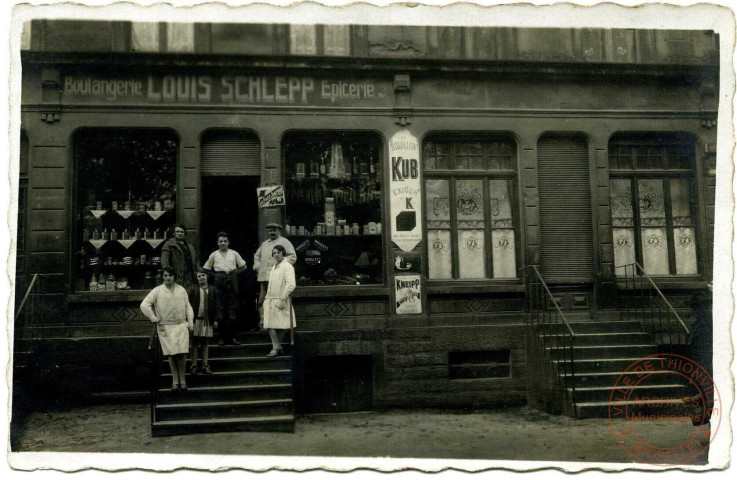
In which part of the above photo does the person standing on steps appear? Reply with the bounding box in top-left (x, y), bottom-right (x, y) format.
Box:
top-left (189, 268), bottom-right (218, 375)
top-left (140, 267), bottom-right (194, 391)
top-left (254, 223), bottom-right (296, 330)
top-left (263, 244), bottom-right (296, 357)
top-left (203, 231), bottom-right (247, 346)
top-left (161, 224), bottom-right (198, 304)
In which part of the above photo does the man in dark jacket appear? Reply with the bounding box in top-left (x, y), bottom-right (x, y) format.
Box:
top-left (161, 224), bottom-right (198, 303)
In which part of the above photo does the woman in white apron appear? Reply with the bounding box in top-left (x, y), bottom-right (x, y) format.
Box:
top-left (263, 244), bottom-right (296, 357)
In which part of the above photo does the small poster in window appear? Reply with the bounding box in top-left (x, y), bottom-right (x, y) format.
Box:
top-left (257, 185), bottom-right (285, 208)
top-left (395, 274), bottom-right (422, 315)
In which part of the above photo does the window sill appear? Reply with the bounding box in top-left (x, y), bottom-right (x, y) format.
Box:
top-left (427, 282), bottom-right (525, 295)
top-left (68, 290), bottom-right (148, 303)
top-left (293, 285), bottom-right (390, 298)
top-left (616, 277), bottom-right (709, 291)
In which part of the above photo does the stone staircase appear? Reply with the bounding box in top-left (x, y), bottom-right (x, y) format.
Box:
top-left (544, 314), bottom-right (689, 419)
top-left (151, 331), bottom-right (295, 436)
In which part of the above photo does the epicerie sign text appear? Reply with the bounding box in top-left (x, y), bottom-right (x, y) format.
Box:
top-left (63, 75), bottom-right (380, 105)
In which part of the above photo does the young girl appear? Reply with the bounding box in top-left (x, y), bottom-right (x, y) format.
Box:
top-left (190, 268), bottom-right (217, 375)
top-left (140, 267), bottom-right (194, 391)
top-left (203, 231), bottom-right (247, 345)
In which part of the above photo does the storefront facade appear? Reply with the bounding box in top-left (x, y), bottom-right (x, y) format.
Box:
top-left (17, 22), bottom-right (718, 411)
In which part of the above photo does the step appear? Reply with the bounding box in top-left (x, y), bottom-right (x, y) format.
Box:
top-left (548, 345), bottom-right (657, 361)
top-left (569, 333), bottom-right (651, 346)
top-left (573, 370), bottom-right (685, 388)
top-left (554, 357), bottom-right (669, 373)
top-left (156, 383), bottom-right (293, 404)
top-left (159, 369), bottom-right (292, 388)
top-left (204, 343), bottom-right (292, 358)
top-left (538, 321), bottom-right (645, 334)
top-left (152, 414), bottom-right (295, 436)
top-left (570, 383), bottom-right (686, 403)
top-left (576, 398), bottom-right (688, 419)
top-left (168, 356), bottom-right (293, 373)
top-left (155, 398), bottom-right (293, 422)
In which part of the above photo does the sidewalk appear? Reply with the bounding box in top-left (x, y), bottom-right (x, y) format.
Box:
top-left (12, 403), bottom-right (708, 465)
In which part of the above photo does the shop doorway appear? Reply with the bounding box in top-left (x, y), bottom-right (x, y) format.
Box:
top-left (201, 176), bottom-right (261, 327)
top-left (537, 135), bottom-right (596, 311)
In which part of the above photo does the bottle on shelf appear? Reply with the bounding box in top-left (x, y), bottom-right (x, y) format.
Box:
top-left (325, 197), bottom-right (335, 227)
top-left (135, 228), bottom-right (142, 240)
top-left (89, 274), bottom-right (98, 292)
top-left (96, 200), bottom-right (103, 210)
top-left (122, 229), bottom-right (129, 240)
top-left (143, 228), bottom-right (150, 240)
top-left (83, 229), bottom-right (90, 241)
top-left (98, 273), bottom-right (107, 292)
top-left (142, 270), bottom-right (155, 290)
top-left (155, 269), bottom-right (163, 285)
top-left (319, 155), bottom-right (327, 176)
top-left (112, 201), bottom-right (118, 211)
top-left (111, 229), bottom-right (118, 241)
top-left (106, 273), bottom-right (117, 291)
top-left (102, 228), bottom-right (110, 241)
top-left (353, 157), bottom-right (359, 176)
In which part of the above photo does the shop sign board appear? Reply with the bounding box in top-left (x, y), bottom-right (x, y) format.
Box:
top-left (61, 74), bottom-right (392, 107)
top-left (388, 129), bottom-right (422, 252)
top-left (395, 274), bottom-right (422, 315)
top-left (257, 185), bottom-right (285, 208)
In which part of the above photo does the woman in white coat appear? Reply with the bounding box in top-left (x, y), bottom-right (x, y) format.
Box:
top-left (140, 267), bottom-right (194, 391)
top-left (263, 244), bottom-right (296, 357)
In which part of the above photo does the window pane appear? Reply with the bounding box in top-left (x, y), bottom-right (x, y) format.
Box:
top-left (670, 179), bottom-right (693, 226)
top-left (455, 179), bottom-right (485, 222)
top-left (610, 179), bottom-right (634, 227)
top-left (613, 228), bottom-right (637, 276)
top-left (458, 230), bottom-right (486, 278)
top-left (674, 227), bottom-right (698, 274)
top-left (284, 133), bottom-right (383, 285)
top-left (428, 230), bottom-right (452, 279)
top-left (638, 179), bottom-right (666, 227)
top-left (641, 228), bottom-right (669, 275)
top-left (76, 130), bottom-right (178, 292)
top-left (425, 179), bottom-right (451, 224)
top-left (489, 179), bottom-right (516, 278)
top-left (492, 229), bottom-right (516, 278)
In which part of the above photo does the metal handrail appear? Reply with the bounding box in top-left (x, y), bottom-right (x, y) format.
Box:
top-left (147, 325), bottom-right (162, 426)
top-left (521, 265), bottom-right (577, 415)
top-left (617, 262), bottom-right (691, 344)
top-left (16, 273), bottom-right (39, 317)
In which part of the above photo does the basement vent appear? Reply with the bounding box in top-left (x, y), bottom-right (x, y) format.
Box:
top-left (449, 350), bottom-right (511, 380)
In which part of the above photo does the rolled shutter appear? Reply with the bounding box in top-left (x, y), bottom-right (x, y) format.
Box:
top-left (537, 136), bottom-right (595, 283)
top-left (201, 131), bottom-right (260, 176)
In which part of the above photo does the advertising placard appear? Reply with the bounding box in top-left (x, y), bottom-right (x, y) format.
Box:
top-left (257, 185), bottom-right (285, 208)
top-left (388, 129), bottom-right (422, 252)
top-left (395, 274), bottom-right (422, 315)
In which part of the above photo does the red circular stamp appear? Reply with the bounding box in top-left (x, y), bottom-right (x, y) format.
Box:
top-left (608, 353), bottom-right (720, 466)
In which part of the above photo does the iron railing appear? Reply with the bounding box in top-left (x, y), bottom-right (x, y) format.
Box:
top-left (522, 265), bottom-right (577, 412)
top-left (617, 262), bottom-right (691, 345)
top-left (15, 274), bottom-right (50, 346)
top-left (147, 325), bottom-right (162, 426)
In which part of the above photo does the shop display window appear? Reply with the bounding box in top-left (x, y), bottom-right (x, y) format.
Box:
top-left (423, 136), bottom-right (518, 280)
top-left (284, 132), bottom-right (383, 286)
top-left (609, 134), bottom-right (699, 276)
top-left (74, 129), bottom-right (178, 292)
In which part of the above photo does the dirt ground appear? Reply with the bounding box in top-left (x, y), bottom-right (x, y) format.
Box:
top-left (11, 403), bottom-right (710, 467)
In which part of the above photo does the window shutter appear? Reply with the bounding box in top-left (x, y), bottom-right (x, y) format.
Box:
top-left (537, 136), bottom-right (595, 283)
top-left (201, 131), bottom-right (260, 176)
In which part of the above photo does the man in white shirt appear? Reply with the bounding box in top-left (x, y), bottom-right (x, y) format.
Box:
top-left (254, 223), bottom-right (297, 328)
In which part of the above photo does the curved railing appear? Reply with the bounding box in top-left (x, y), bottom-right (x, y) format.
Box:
top-left (617, 262), bottom-right (691, 345)
top-left (522, 265), bottom-right (577, 414)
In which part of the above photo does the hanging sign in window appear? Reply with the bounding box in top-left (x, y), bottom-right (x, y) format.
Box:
top-left (257, 185), bottom-right (285, 208)
top-left (388, 129), bottom-right (422, 252)
top-left (395, 274), bottom-right (422, 315)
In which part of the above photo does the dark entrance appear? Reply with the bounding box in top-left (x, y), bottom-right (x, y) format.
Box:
top-left (537, 135), bottom-right (596, 310)
top-left (201, 176), bottom-right (261, 328)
